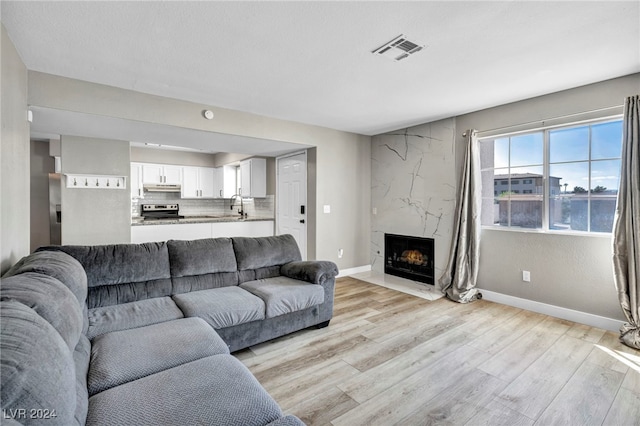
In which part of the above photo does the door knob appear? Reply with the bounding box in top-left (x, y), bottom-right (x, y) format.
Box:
top-left (299, 219), bottom-right (305, 224)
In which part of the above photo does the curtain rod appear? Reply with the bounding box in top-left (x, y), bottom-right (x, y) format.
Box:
top-left (463, 104), bottom-right (623, 138)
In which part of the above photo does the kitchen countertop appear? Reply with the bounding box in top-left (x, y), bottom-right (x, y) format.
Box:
top-left (131, 215), bottom-right (275, 226)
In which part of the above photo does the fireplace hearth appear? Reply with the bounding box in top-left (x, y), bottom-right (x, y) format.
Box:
top-left (385, 233), bottom-right (435, 285)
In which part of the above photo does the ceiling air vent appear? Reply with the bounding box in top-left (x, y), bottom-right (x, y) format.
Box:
top-left (372, 34), bottom-right (425, 62)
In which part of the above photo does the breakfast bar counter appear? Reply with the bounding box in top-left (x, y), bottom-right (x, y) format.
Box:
top-left (131, 215), bottom-right (274, 226)
top-left (131, 216), bottom-right (275, 243)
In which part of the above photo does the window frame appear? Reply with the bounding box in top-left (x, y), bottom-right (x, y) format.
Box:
top-left (479, 116), bottom-right (623, 235)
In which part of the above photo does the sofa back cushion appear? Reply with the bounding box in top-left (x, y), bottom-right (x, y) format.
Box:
top-left (39, 242), bottom-right (172, 308)
top-left (232, 235), bottom-right (302, 283)
top-left (167, 238), bottom-right (239, 294)
top-left (4, 250), bottom-right (88, 305)
top-left (0, 300), bottom-right (77, 425)
top-left (0, 273), bottom-right (83, 351)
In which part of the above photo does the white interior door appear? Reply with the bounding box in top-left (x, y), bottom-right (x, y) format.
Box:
top-left (277, 152), bottom-right (307, 260)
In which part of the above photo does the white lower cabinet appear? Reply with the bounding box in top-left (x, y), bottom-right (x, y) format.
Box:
top-left (211, 221), bottom-right (274, 238)
top-left (131, 221), bottom-right (274, 243)
top-left (131, 223), bottom-right (211, 243)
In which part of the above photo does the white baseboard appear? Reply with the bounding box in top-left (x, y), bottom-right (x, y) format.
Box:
top-left (337, 264), bottom-right (371, 278)
top-left (479, 289), bottom-right (624, 332)
top-left (336, 265), bottom-right (622, 332)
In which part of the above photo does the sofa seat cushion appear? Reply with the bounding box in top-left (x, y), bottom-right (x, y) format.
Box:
top-left (88, 318), bottom-right (229, 396)
top-left (240, 277), bottom-right (324, 318)
top-left (172, 287), bottom-right (265, 329)
top-left (87, 354), bottom-right (284, 426)
top-left (87, 297), bottom-right (183, 340)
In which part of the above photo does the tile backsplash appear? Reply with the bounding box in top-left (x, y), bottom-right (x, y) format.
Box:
top-left (132, 193), bottom-right (274, 218)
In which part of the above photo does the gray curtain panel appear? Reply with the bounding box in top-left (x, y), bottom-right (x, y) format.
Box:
top-left (612, 95), bottom-right (640, 350)
top-left (437, 130), bottom-right (482, 303)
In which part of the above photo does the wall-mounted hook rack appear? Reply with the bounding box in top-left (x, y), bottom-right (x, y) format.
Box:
top-left (65, 174), bottom-right (127, 190)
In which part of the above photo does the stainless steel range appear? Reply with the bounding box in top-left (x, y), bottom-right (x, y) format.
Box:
top-left (141, 204), bottom-right (185, 220)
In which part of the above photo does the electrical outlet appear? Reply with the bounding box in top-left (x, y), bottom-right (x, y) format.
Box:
top-left (372, 207), bottom-right (377, 215)
top-left (522, 270), bottom-right (531, 282)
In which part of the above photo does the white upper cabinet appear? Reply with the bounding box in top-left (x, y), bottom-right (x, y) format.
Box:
top-left (130, 163), bottom-right (144, 198)
top-left (181, 166), bottom-right (199, 198)
top-left (213, 165), bottom-right (237, 198)
top-left (182, 166), bottom-right (215, 198)
top-left (240, 158), bottom-right (266, 198)
top-left (141, 164), bottom-right (162, 184)
top-left (199, 167), bottom-right (215, 198)
top-left (142, 164), bottom-right (182, 185)
top-left (163, 166), bottom-right (183, 185)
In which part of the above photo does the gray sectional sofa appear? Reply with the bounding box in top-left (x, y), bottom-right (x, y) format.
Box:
top-left (0, 234), bottom-right (338, 425)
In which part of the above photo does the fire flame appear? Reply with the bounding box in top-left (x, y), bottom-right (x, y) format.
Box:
top-left (400, 250), bottom-right (427, 265)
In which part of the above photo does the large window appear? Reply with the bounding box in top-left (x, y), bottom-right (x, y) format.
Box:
top-left (480, 119), bottom-right (622, 233)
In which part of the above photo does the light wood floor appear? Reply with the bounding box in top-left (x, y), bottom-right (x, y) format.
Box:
top-left (235, 277), bottom-right (640, 426)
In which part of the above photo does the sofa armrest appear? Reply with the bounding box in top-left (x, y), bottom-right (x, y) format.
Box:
top-left (280, 261), bottom-right (338, 285)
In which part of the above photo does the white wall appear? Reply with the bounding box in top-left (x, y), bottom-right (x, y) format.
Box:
top-left (455, 74), bottom-right (640, 321)
top-left (60, 136), bottom-right (131, 245)
top-left (28, 72), bottom-right (371, 269)
top-left (130, 146), bottom-right (217, 167)
top-left (1, 24), bottom-right (29, 274)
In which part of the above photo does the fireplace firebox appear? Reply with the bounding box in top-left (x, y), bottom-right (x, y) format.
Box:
top-left (384, 233), bottom-right (435, 285)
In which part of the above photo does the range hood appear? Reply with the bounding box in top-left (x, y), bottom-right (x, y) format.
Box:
top-left (143, 183), bottom-right (182, 193)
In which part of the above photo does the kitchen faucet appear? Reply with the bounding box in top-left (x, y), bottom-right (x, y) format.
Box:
top-left (230, 194), bottom-right (246, 217)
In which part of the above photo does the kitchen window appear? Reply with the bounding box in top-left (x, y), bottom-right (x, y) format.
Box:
top-left (479, 118), bottom-right (623, 233)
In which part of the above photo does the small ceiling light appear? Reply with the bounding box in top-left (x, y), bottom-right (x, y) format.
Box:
top-left (372, 34), bottom-right (425, 62)
top-left (203, 110), bottom-right (214, 120)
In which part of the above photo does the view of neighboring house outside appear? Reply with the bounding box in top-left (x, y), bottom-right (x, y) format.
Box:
top-left (493, 173), bottom-right (561, 228)
top-left (492, 173), bottom-right (617, 231)
top-left (480, 118), bottom-right (622, 233)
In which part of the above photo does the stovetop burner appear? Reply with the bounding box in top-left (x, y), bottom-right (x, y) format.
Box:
top-left (142, 215), bottom-right (185, 220)
top-left (141, 204), bottom-right (184, 220)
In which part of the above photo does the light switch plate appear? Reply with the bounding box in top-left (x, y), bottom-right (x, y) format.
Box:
top-left (323, 205), bottom-right (331, 213)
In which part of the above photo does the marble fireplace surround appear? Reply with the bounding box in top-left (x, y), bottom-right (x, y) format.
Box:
top-left (365, 118), bottom-right (456, 301)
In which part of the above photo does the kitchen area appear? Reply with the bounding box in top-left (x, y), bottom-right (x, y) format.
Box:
top-left (23, 73), bottom-right (368, 272)
top-left (129, 156), bottom-right (275, 243)
top-left (31, 135), bottom-right (283, 250)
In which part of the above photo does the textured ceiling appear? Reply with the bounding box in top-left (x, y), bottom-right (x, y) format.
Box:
top-left (2, 1), bottom-right (639, 137)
